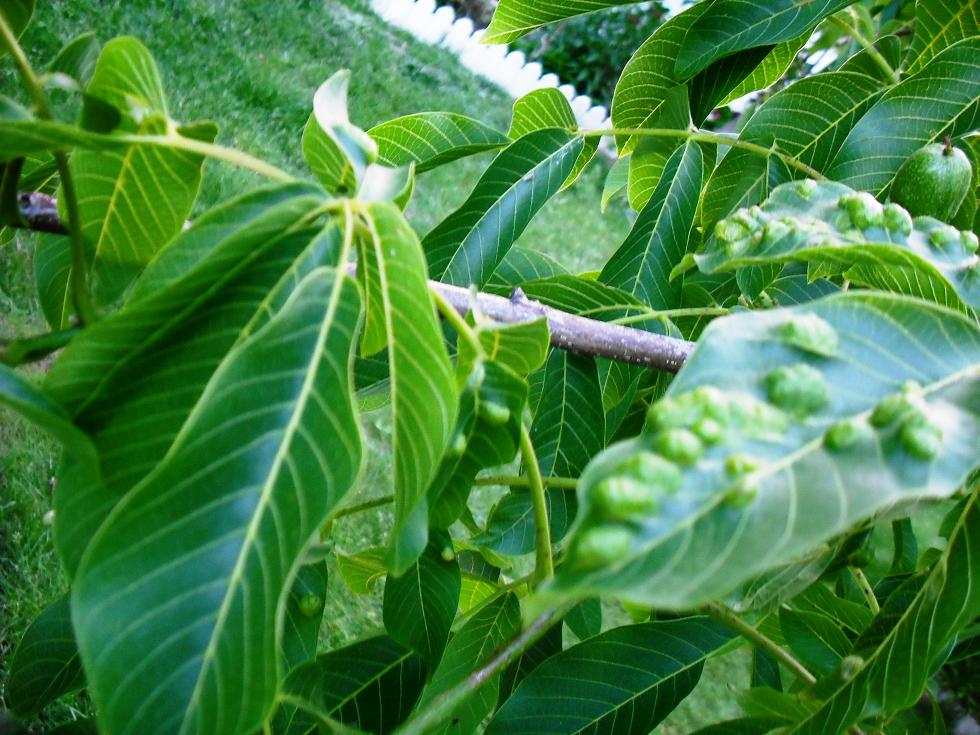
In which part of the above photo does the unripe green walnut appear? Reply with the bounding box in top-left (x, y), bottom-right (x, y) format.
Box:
top-left (652, 428), bottom-right (704, 466)
top-left (764, 364), bottom-right (829, 417)
top-left (890, 141), bottom-right (973, 222)
top-left (574, 525), bottom-right (633, 568)
top-left (298, 593), bottom-right (323, 618)
top-left (780, 314), bottom-right (839, 358)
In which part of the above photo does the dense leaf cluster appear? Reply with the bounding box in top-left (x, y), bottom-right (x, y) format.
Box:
top-left (1, 0), bottom-right (978, 733)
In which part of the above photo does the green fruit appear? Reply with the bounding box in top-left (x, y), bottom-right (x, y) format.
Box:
top-left (890, 142), bottom-right (973, 222)
top-left (574, 525), bottom-right (633, 569)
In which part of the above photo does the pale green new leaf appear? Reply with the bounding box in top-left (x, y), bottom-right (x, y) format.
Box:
top-left (486, 617), bottom-right (735, 734)
top-left (277, 636), bottom-right (425, 735)
top-left (483, 0), bottom-right (639, 44)
top-left (70, 37), bottom-right (215, 303)
top-left (459, 574), bottom-right (499, 614)
top-left (414, 592), bottom-right (522, 734)
top-left (674, 0), bottom-right (855, 78)
top-left (508, 88), bottom-right (598, 190)
top-left (789, 493), bottom-right (980, 734)
top-left (5, 595), bottom-right (85, 718)
top-left (336, 547), bottom-right (387, 594)
top-left (548, 292), bottom-right (980, 609)
top-left (603, 140), bottom-right (703, 308)
top-left (457, 317), bottom-right (550, 379)
top-left (383, 530), bottom-right (461, 669)
top-left (827, 37), bottom-right (980, 195)
top-left (601, 155), bottom-right (629, 212)
top-left (625, 85), bottom-right (691, 210)
top-left (697, 180), bottom-right (980, 312)
top-left (302, 70), bottom-right (377, 194)
top-left (904, 0), bottom-right (980, 76)
top-left (422, 128), bottom-right (583, 288)
top-left (73, 266), bottom-right (364, 735)
top-left (361, 204), bottom-right (457, 574)
top-left (701, 70), bottom-right (882, 235)
top-left (719, 33), bottom-right (810, 106)
top-left (45, 183), bottom-right (330, 575)
top-left (368, 112), bottom-right (508, 173)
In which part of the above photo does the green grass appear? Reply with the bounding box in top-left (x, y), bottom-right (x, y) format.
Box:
top-left (0, 0), bottom-right (747, 731)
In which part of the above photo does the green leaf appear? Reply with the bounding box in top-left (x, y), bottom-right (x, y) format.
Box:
top-left (457, 317), bottom-right (550, 379)
top-left (282, 562), bottom-right (329, 671)
top-left (792, 582), bottom-right (873, 636)
top-left (674, 0), bottom-right (854, 78)
top-left (601, 155), bottom-right (629, 212)
top-left (564, 597), bottom-right (602, 641)
top-left (548, 292), bottom-right (980, 610)
top-left (477, 484), bottom-right (575, 556)
top-left (459, 574), bottom-right (499, 614)
top-left (45, 183), bottom-right (329, 576)
top-left (602, 140), bottom-right (703, 308)
top-left (0, 0), bottom-right (35, 54)
top-left (47, 31), bottom-right (100, 87)
top-left (278, 635), bottom-right (425, 735)
top-left (789, 493), bottom-right (980, 733)
top-left (701, 70), bottom-right (882, 235)
top-left (336, 547), bottom-right (387, 594)
top-left (483, 0), bottom-right (638, 44)
top-left (423, 128), bottom-right (583, 288)
top-left (751, 647), bottom-right (783, 691)
top-left (485, 245), bottom-right (569, 295)
top-left (383, 530), bottom-right (461, 670)
top-left (5, 595), bottom-right (85, 717)
top-left (486, 617), bottom-right (735, 734)
top-left (497, 621), bottom-right (563, 706)
top-left (718, 33), bottom-right (810, 106)
top-left (839, 35), bottom-right (903, 83)
top-left (359, 204), bottom-right (458, 574)
top-left (827, 37), bottom-right (980, 196)
top-left (514, 275), bottom-right (647, 320)
top-left (70, 37), bottom-right (215, 303)
top-left (34, 233), bottom-right (74, 329)
top-left (415, 592), bottom-right (522, 734)
top-left (302, 70), bottom-right (377, 195)
top-left (625, 85), bottom-right (692, 210)
top-left (698, 180), bottom-right (980, 312)
top-left (0, 363), bottom-right (94, 463)
top-left (890, 518), bottom-right (918, 575)
top-left (72, 266), bottom-right (364, 735)
top-left (904, 0), bottom-right (980, 76)
top-left (428, 360), bottom-right (527, 529)
top-left (688, 717), bottom-right (786, 735)
top-left (368, 112), bottom-right (508, 173)
top-left (779, 608), bottom-right (851, 677)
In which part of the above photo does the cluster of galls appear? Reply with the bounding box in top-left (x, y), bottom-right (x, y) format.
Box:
top-left (569, 312), bottom-right (944, 571)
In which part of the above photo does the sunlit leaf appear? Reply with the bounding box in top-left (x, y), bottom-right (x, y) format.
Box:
top-left (336, 546), bottom-right (387, 595)
top-left (484, 0), bottom-right (639, 44)
top-left (369, 112), bottom-right (508, 172)
top-left (718, 33), bottom-right (810, 106)
top-left (904, 0), bottom-right (979, 76)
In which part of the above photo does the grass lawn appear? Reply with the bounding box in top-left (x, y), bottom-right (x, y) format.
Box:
top-left (0, 1), bottom-right (745, 730)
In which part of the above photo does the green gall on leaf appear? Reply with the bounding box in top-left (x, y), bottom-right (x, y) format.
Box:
top-left (591, 453), bottom-right (682, 518)
top-left (447, 431), bottom-right (467, 458)
top-left (763, 219), bottom-right (792, 243)
top-left (824, 418), bottom-right (872, 452)
top-left (929, 224), bottom-right (963, 252)
top-left (722, 478), bottom-right (758, 508)
top-left (962, 231), bottom-right (979, 254)
top-left (882, 203), bottom-right (913, 237)
top-left (869, 393), bottom-right (915, 428)
top-left (714, 210), bottom-right (759, 255)
top-left (899, 415), bottom-right (943, 460)
top-left (725, 453), bottom-right (760, 478)
top-left (298, 593), bottom-right (323, 618)
top-left (779, 314), bottom-right (839, 358)
top-left (693, 417), bottom-right (724, 445)
top-left (795, 179), bottom-right (818, 199)
top-left (651, 428), bottom-right (704, 466)
top-left (646, 386), bottom-right (728, 433)
top-left (764, 364), bottom-right (829, 417)
top-left (573, 525), bottom-right (633, 569)
top-left (441, 545), bottom-right (455, 562)
top-left (890, 142), bottom-right (972, 222)
top-left (479, 400), bottom-right (511, 426)
top-left (837, 655), bottom-right (865, 682)
top-left (839, 192), bottom-right (884, 230)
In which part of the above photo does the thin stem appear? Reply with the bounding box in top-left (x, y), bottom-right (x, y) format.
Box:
top-left (0, 8), bottom-right (49, 115)
top-left (613, 307), bottom-right (732, 326)
top-left (116, 133), bottom-right (294, 183)
top-left (430, 286), bottom-right (483, 357)
top-left (704, 602), bottom-right (817, 685)
top-left (585, 127), bottom-right (827, 182)
top-left (850, 567), bottom-right (881, 616)
top-left (520, 423), bottom-right (554, 586)
top-left (474, 474), bottom-right (578, 490)
top-left (394, 604), bottom-right (570, 735)
top-left (828, 14), bottom-right (900, 85)
top-left (333, 494), bottom-right (393, 519)
top-left (0, 327), bottom-right (80, 366)
top-left (54, 153), bottom-right (98, 325)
